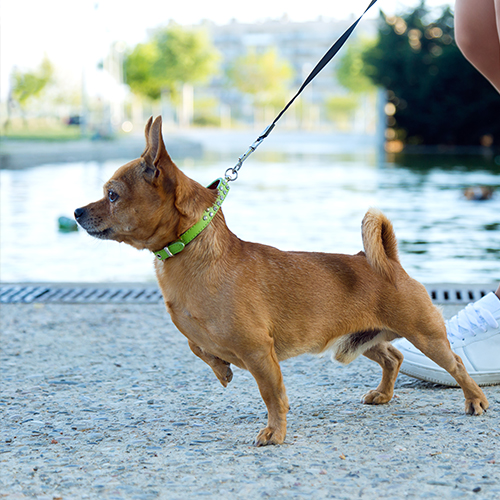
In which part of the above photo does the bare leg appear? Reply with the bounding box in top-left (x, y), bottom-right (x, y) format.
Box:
top-left (362, 342), bottom-right (404, 404)
top-left (188, 340), bottom-right (233, 387)
top-left (455, 0), bottom-right (500, 92)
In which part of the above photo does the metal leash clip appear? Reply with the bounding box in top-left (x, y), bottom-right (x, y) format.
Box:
top-left (225, 124), bottom-right (275, 181)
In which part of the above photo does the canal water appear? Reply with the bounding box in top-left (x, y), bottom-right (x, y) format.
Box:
top-left (1, 147), bottom-right (499, 284)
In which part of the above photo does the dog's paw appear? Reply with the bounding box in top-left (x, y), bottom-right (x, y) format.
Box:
top-left (254, 427), bottom-right (285, 447)
top-left (362, 390), bottom-right (392, 405)
top-left (216, 366), bottom-right (233, 388)
top-left (465, 397), bottom-right (489, 416)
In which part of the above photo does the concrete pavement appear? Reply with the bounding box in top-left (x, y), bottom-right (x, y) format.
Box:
top-left (1, 297), bottom-right (499, 499)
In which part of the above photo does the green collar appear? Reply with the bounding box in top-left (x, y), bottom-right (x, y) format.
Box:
top-left (154, 178), bottom-right (230, 261)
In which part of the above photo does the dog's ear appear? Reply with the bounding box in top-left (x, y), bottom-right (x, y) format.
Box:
top-left (141, 116), bottom-right (176, 184)
top-left (141, 116), bottom-right (154, 157)
top-left (142, 161), bottom-right (161, 184)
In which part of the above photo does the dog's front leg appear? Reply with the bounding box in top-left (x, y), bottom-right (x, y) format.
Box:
top-left (188, 340), bottom-right (233, 387)
top-left (245, 341), bottom-right (289, 446)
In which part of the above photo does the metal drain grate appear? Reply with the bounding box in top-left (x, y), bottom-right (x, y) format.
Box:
top-left (427, 286), bottom-right (489, 304)
top-left (0, 283), bottom-right (494, 305)
top-left (0, 284), bottom-right (164, 304)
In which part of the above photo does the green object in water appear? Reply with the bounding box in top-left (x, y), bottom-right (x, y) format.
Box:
top-left (58, 216), bottom-right (78, 232)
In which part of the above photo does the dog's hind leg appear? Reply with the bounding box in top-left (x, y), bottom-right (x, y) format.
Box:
top-left (403, 325), bottom-right (489, 415)
top-left (362, 341), bottom-right (404, 405)
top-left (188, 341), bottom-right (233, 387)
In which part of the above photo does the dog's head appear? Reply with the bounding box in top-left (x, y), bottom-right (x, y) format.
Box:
top-left (75, 116), bottom-right (214, 252)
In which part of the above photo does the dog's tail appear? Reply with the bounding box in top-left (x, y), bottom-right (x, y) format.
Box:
top-left (362, 208), bottom-right (400, 286)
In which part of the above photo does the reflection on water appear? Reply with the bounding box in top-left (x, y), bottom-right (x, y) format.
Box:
top-left (1, 151), bottom-right (499, 284)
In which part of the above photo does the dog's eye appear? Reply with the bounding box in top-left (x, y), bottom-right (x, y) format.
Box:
top-left (108, 190), bottom-right (119, 203)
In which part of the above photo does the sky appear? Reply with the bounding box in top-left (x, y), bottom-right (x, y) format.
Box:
top-left (0, 0), bottom-right (454, 101)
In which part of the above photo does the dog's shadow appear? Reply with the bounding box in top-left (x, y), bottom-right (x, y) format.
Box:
top-left (394, 375), bottom-right (458, 391)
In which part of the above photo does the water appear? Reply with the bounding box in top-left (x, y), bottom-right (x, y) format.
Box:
top-left (1, 150), bottom-right (499, 284)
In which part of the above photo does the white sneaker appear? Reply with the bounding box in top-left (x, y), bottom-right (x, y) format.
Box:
top-left (394, 292), bottom-right (500, 386)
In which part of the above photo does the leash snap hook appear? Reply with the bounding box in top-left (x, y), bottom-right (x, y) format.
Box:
top-left (225, 144), bottom-right (254, 182)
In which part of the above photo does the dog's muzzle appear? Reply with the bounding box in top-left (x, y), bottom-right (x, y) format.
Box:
top-left (74, 207), bottom-right (112, 239)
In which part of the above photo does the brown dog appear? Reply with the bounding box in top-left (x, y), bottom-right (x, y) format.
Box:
top-left (75, 117), bottom-right (488, 446)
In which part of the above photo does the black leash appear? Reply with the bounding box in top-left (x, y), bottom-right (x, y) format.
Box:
top-left (225, 0), bottom-right (378, 181)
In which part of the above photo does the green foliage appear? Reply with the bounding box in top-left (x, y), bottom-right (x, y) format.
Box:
top-left (227, 48), bottom-right (293, 107)
top-left (362, 2), bottom-right (500, 146)
top-left (124, 25), bottom-right (220, 102)
top-left (124, 42), bottom-right (162, 100)
top-left (337, 38), bottom-right (376, 94)
top-left (326, 95), bottom-right (359, 115)
top-left (326, 95), bottom-right (360, 130)
top-left (2, 118), bottom-right (82, 140)
top-left (12, 57), bottom-right (54, 107)
top-left (192, 97), bottom-right (221, 127)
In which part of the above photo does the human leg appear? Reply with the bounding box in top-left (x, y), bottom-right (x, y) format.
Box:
top-left (399, 3), bottom-right (500, 387)
top-left (454, 0), bottom-right (500, 92)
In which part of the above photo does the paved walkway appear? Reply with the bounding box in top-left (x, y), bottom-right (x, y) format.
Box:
top-left (0, 136), bottom-right (201, 170)
top-left (0, 129), bottom-right (378, 170)
top-left (1, 301), bottom-right (499, 499)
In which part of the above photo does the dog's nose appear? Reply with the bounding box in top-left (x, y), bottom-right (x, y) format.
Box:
top-left (74, 207), bottom-right (86, 220)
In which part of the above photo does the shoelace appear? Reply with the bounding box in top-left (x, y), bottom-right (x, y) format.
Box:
top-left (446, 303), bottom-right (499, 342)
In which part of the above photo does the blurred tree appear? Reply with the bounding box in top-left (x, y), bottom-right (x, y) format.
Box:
top-left (124, 25), bottom-right (219, 103)
top-left (325, 95), bottom-right (359, 130)
top-left (11, 56), bottom-right (54, 110)
top-left (337, 38), bottom-right (376, 94)
top-left (333, 38), bottom-right (377, 130)
top-left (227, 48), bottom-right (293, 108)
top-left (123, 42), bottom-right (161, 101)
top-left (362, 1), bottom-right (500, 146)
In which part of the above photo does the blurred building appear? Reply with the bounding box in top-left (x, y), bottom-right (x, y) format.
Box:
top-left (198, 15), bottom-right (377, 129)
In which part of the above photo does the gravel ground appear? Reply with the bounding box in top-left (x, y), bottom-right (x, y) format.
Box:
top-left (1, 302), bottom-right (499, 499)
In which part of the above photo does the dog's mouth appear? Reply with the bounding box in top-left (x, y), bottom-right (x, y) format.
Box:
top-left (86, 228), bottom-right (114, 240)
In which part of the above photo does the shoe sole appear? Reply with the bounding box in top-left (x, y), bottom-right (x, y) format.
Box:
top-left (400, 365), bottom-right (500, 387)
